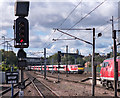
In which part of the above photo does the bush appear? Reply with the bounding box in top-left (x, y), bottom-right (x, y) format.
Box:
top-left (0, 64), bottom-right (18, 72)
top-left (13, 66), bottom-right (18, 71)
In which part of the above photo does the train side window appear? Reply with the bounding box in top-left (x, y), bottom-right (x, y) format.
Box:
top-left (102, 63), bottom-right (105, 67)
top-left (102, 62), bottom-right (108, 67)
top-left (105, 62), bottom-right (108, 67)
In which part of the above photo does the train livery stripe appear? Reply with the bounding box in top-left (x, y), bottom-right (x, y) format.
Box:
top-left (29, 65), bottom-right (84, 73)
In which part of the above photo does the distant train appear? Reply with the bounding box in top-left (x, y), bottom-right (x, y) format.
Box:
top-left (28, 64), bottom-right (84, 74)
top-left (100, 56), bottom-right (120, 89)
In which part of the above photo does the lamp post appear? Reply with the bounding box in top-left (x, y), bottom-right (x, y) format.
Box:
top-left (92, 28), bottom-right (95, 96)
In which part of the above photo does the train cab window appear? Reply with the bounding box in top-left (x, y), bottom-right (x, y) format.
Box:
top-left (102, 62), bottom-right (108, 67)
top-left (102, 63), bottom-right (105, 67)
top-left (75, 66), bottom-right (77, 68)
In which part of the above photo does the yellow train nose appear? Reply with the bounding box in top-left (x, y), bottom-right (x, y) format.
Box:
top-left (78, 67), bottom-right (84, 70)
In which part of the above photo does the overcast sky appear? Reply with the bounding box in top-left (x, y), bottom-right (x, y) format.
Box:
top-left (0, 0), bottom-right (120, 57)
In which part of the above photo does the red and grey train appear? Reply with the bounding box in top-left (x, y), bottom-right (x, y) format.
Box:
top-left (29, 64), bottom-right (84, 74)
top-left (100, 56), bottom-right (120, 89)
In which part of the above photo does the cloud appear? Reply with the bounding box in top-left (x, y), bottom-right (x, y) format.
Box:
top-left (0, 30), bottom-right (7, 36)
top-left (0, 1), bottom-right (118, 56)
top-left (28, 1), bottom-right (117, 56)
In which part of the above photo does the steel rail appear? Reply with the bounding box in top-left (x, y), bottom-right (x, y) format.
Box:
top-left (34, 71), bottom-right (116, 92)
top-left (0, 78), bottom-right (29, 96)
top-left (26, 72), bottom-right (59, 97)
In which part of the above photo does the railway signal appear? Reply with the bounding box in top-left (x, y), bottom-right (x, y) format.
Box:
top-left (57, 51), bottom-right (61, 82)
top-left (17, 48), bottom-right (27, 67)
top-left (58, 51), bottom-right (61, 63)
top-left (14, 17), bottom-right (29, 48)
top-left (14, 1), bottom-right (29, 48)
top-left (17, 48), bottom-right (26, 58)
top-left (14, 1), bottom-right (30, 97)
top-left (15, 1), bottom-right (29, 17)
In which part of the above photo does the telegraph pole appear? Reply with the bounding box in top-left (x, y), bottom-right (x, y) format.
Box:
top-left (111, 16), bottom-right (114, 33)
top-left (113, 30), bottom-right (118, 97)
top-left (110, 16), bottom-right (118, 97)
top-left (92, 28), bottom-right (95, 96)
top-left (110, 16), bottom-right (114, 57)
top-left (44, 48), bottom-right (46, 79)
top-left (66, 45), bottom-right (68, 77)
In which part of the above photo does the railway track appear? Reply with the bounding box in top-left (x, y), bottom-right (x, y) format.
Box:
top-left (25, 71), bottom-right (59, 98)
top-left (34, 71), bottom-right (95, 84)
top-left (25, 71), bottom-right (120, 97)
top-left (0, 78), bottom-right (29, 97)
top-left (33, 71), bottom-right (118, 92)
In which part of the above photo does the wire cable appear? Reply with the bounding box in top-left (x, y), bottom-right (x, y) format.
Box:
top-left (45, 0), bottom-right (107, 48)
top-left (43, 0), bottom-right (83, 48)
top-left (59, 0), bottom-right (83, 28)
top-left (68, 0), bottom-right (107, 30)
top-left (96, 16), bottom-right (120, 36)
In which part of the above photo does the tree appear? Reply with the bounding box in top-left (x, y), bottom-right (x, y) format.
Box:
top-left (68, 56), bottom-right (75, 64)
top-left (48, 53), bottom-right (58, 65)
top-left (6, 51), bottom-right (17, 65)
top-left (0, 50), bottom-right (17, 65)
top-left (76, 57), bottom-right (85, 65)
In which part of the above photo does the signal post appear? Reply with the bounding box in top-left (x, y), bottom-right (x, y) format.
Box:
top-left (13, 1), bottom-right (30, 97)
top-left (57, 51), bottom-right (61, 82)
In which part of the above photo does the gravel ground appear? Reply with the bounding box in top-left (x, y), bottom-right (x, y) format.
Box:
top-left (23, 71), bottom-right (119, 97)
top-left (23, 71), bottom-right (40, 97)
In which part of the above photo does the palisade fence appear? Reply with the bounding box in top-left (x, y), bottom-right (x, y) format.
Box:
top-left (84, 67), bottom-right (101, 73)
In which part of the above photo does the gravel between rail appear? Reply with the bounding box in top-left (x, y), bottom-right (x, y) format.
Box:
top-left (24, 71), bottom-right (59, 97)
top-left (23, 71), bottom-right (120, 97)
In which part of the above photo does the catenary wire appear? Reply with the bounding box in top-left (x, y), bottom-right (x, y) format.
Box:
top-left (45, 0), bottom-right (107, 48)
top-left (43, 0), bottom-right (83, 48)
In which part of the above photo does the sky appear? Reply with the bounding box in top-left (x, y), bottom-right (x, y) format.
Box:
top-left (0, 0), bottom-right (120, 57)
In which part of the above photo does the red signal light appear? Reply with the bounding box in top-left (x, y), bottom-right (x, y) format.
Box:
top-left (20, 39), bottom-right (24, 43)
